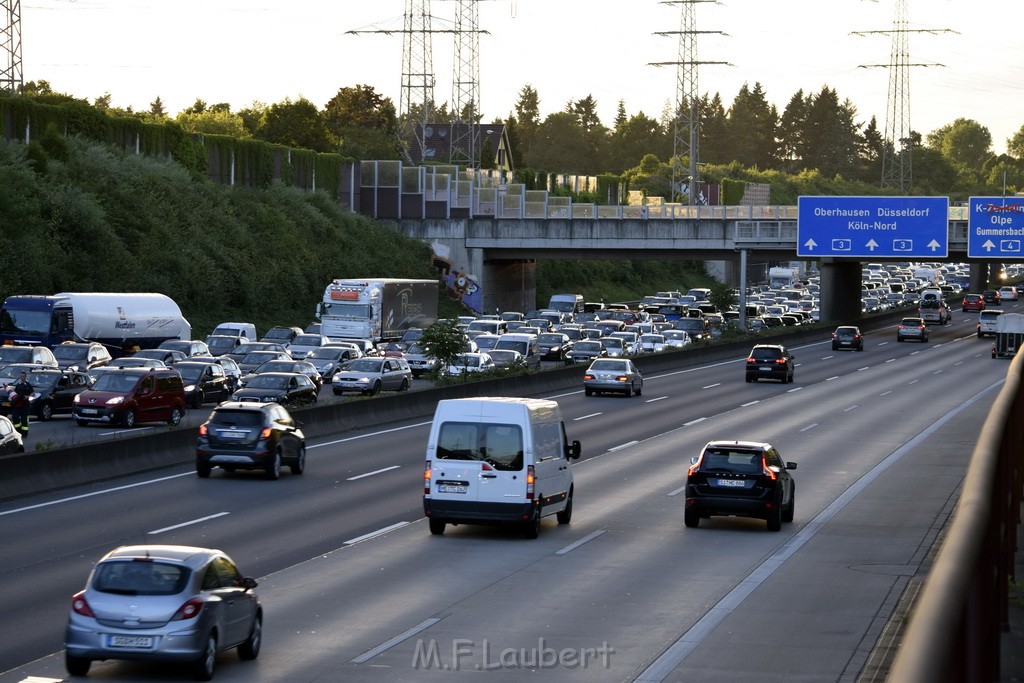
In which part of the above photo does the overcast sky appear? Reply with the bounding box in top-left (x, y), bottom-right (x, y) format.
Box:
top-left (21, 0), bottom-right (1024, 154)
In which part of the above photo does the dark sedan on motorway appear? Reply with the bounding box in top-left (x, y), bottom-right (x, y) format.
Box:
top-left (565, 340), bottom-right (607, 364)
top-left (831, 326), bottom-right (864, 351)
top-left (0, 367), bottom-right (90, 421)
top-left (237, 350), bottom-right (291, 375)
top-left (239, 359), bottom-right (323, 391)
top-left (230, 372), bottom-right (318, 407)
top-left (173, 360), bottom-right (233, 408)
top-left (537, 332), bottom-right (572, 363)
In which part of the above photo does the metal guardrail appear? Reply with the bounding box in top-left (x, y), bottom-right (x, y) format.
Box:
top-left (887, 352), bottom-right (1024, 682)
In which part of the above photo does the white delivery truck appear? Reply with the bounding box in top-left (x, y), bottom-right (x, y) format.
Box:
top-left (992, 313), bottom-right (1024, 358)
top-left (423, 397), bottom-right (582, 538)
top-left (317, 278), bottom-right (438, 343)
top-left (769, 267), bottom-right (798, 289)
top-left (0, 293), bottom-right (190, 355)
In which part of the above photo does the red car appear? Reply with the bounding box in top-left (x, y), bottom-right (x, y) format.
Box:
top-left (962, 293), bottom-right (985, 312)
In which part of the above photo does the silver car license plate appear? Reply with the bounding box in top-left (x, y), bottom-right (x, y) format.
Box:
top-left (107, 635), bottom-right (154, 648)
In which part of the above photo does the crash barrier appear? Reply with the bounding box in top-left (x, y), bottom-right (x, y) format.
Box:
top-left (0, 311), bottom-right (909, 501)
top-left (887, 350), bottom-right (1024, 682)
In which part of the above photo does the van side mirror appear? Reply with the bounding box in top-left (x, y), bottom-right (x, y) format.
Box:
top-left (567, 440), bottom-right (582, 460)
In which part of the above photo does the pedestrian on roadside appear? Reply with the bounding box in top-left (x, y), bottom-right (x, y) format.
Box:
top-left (10, 371), bottom-right (33, 436)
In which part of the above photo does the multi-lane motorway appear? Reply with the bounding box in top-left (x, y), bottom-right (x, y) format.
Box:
top-left (0, 308), bottom-right (1011, 682)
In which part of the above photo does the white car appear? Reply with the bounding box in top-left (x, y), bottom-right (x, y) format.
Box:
top-left (662, 330), bottom-right (692, 348)
top-left (637, 333), bottom-right (666, 353)
top-left (999, 286), bottom-right (1019, 301)
top-left (442, 352), bottom-right (495, 376)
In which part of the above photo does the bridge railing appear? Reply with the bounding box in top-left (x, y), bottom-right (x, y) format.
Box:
top-left (887, 353), bottom-right (1023, 682)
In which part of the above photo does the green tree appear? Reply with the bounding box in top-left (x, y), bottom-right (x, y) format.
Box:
top-left (514, 85), bottom-right (541, 157)
top-left (698, 93), bottom-right (729, 164)
top-left (613, 100), bottom-right (627, 130)
top-left (255, 97), bottom-right (335, 152)
top-left (858, 115), bottom-right (884, 183)
top-left (1008, 124), bottom-right (1024, 158)
top-left (724, 82), bottom-right (779, 169)
top-left (608, 111), bottom-right (665, 174)
top-left (418, 320), bottom-right (467, 376)
top-left (176, 108), bottom-right (251, 138)
top-left (503, 114), bottom-right (524, 170)
top-left (800, 86), bottom-right (860, 178)
top-left (149, 96), bottom-right (167, 117)
top-left (926, 118), bottom-right (993, 172)
top-left (237, 101), bottom-right (267, 136)
top-left (777, 89), bottom-right (808, 173)
top-left (526, 111), bottom-right (594, 174)
top-left (323, 85), bottom-right (397, 132)
top-left (708, 281), bottom-right (736, 315)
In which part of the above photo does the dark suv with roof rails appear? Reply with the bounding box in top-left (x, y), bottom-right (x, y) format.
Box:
top-left (745, 344), bottom-right (795, 383)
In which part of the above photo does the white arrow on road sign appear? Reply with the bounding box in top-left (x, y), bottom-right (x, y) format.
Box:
top-left (927, 240), bottom-right (941, 251)
top-left (866, 239), bottom-right (879, 251)
top-left (803, 239), bottom-right (817, 250)
top-left (983, 240), bottom-right (996, 252)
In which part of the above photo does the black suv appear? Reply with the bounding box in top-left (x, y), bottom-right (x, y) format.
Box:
top-left (196, 401), bottom-right (306, 480)
top-left (831, 326), bottom-right (864, 351)
top-left (173, 360), bottom-right (233, 408)
top-left (684, 440), bottom-right (797, 531)
top-left (745, 344), bottom-right (795, 383)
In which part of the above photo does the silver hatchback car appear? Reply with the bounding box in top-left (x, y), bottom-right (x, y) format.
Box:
top-left (331, 357), bottom-right (412, 395)
top-left (64, 545), bottom-right (262, 680)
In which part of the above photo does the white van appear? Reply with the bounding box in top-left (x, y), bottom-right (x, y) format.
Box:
top-left (423, 397), bottom-right (582, 538)
top-left (210, 322), bottom-right (257, 341)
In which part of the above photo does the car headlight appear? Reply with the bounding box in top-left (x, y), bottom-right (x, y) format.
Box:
top-left (106, 396), bottom-right (124, 405)
top-left (29, 392), bottom-right (40, 402)
top-left (262, 396), bottom-right (275, 402)
top-left (184, 384), bottom-right (196, 392)
top-left (73, 394), bottom-right (81, 404)
top-left (231, 394), bottom-right (239, 401)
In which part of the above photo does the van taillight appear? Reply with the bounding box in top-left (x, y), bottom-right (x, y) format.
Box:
top-left (525, 465), bottom-right (535, 500)
top-left (424, 461), bottom-right (432, 495)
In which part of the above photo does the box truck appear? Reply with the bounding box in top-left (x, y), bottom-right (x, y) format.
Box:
top-left (317, 279), bottom-right (438, 343)
top-left (992, 313), bottom-right (1024, 358)
top-left (0, 293), bottom-right (191, 355)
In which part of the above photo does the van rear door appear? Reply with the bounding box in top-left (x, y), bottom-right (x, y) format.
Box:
top-left (430, 421), bottom-right (527, 505)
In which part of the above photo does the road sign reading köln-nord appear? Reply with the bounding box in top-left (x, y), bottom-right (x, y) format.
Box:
top-left (797, 196), bottom-right (949, 258)
top-left (968, 197), bottom-right (1024, 258)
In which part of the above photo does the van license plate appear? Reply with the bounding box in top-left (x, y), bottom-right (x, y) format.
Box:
top-left (107, 635), bottom-right (153, 648)
top-left (438, 485), bottom-right (468, 494)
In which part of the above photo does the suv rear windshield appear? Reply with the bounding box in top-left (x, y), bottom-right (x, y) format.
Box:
top-left (699, 448), bottom-right (763, 474)
top-left (750, 347), bottom-right (782, 361)
top-left (211, 409), bottom-right (263, 427)
top-left (92, 560), bottom-right (190, 596)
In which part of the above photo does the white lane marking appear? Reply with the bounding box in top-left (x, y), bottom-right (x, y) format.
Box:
top-left (886, 358), bottom-right (897, 363)
top-left (149, 512), bottom-right (229, 535)
top-left (844, 405), bottom-right (859, 412)
top-left (909, 379), bottom-right (920, 384)
top-left (911, 350), bottom-right (921, 355)
top-left (880, 390), bottom-right (893, 396)
top-left (0, 472), bottom-right (194, 518)
top-left (822, 355), bottom-right (835, 360)
top-left (786, 386), bottom-right (803, 393)
top-left (858, 367), bottom-right (870, 372)
top-left (347, 465), bottom-right (400, 481)
top-left (702, 383), bottom-right (721, 389)
top-left (934, 370), bottom-right (944, 375)
top-left (684, 417), bottom-right (707, 426)
top-left (740, 400), bottom-right (759, 407)
top-left (575, 412), bottom-right (602, 421)
top-left (556, 530), bottom-right (607, 555)
top-left (344, 522), bottom-right (409, 546)
top-left (350, 616), bottom-right (444, 664)
top-left (878, 341), bottom-right (889, 346)
top-left (311, 420), bottom-right (432, 449)
top-left (954, 361), bottom-right (964, 366)
top-left (667, 485), bottom-right (687, 497)
top-left (825, 376), bottom-right (840, 381)
top-left (635, 378), bottom-right (1003, 683)
top-left (645, 396), bottom-right (669, 403)
top-left (98, 427), bottom-right (157, 436)
top-left (799, 423), bottom-right (818, 432)
top-left (609, 441), bottom-right (639, 452)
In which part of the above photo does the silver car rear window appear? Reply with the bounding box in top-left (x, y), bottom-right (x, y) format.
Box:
top-left (92, 560), bottom-right (190, 596)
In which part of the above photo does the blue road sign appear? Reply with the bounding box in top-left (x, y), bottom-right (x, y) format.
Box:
top-left (797, 196), bottom-right (949, 258)
top-left (968, 197), bottom-right (1024, 258)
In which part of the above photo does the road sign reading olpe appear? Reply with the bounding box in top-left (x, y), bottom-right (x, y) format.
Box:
top-left (968, 197), bottom-right (1024, 258)
top-left (797, 196), bottom-right (949, 258)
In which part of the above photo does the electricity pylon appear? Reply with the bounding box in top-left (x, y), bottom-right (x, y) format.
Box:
top-left (1, 0), bottom-right (23, 94)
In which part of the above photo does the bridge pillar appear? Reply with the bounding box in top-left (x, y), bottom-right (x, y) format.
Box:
top-left (970, 262), bottom-right (989, 292)
top-left (481, 260), bottom-right (537, 314)
top-left (819, 259), bottom-right (862, 324)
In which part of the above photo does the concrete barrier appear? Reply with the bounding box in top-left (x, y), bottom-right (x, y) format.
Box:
top-left (0, 310), bottom-right (911, 502)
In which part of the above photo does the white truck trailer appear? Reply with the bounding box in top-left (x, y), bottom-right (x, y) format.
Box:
top-left (317, 279), bottom-right (438, 343)
top-left (992, 312), bottom-right (1024, 358)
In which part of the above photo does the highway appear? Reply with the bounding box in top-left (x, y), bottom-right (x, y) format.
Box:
top-left (0, 309), bottom-right (1010, 682)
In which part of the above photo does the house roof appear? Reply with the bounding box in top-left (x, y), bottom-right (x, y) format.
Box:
top-left (409, 123), bottom-right (510, 169)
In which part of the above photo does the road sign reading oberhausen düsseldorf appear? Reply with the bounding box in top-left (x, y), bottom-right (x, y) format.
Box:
top-left (797, 196), bottom-right (949, 258)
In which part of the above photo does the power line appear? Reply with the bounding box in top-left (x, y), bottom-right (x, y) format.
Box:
top-left (1, 0), bottom-right (23, 94)
top-left (852, 0), bottom-right (955, 191)
top-left (649, 0), bottom-right (729, 205)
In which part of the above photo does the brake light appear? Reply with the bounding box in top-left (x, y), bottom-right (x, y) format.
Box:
top-left (616, 375), bottom-right (629, 382)
top-left (761, 456), bottom-right (777, 481)
top-left (775, 358), bottom-right (788, 365)
top-left (198, 424), bottom-right (208, 437)
top-left (525, 465), bottom-right (535, 500)
top-left (171, 597), bottom-right (204, 621)
top-left (259, 428), bottom-right (272, 440)
top-left (71, 591), bottom-right (94, 617)
top-left (746, 357), bottom-right (756, 363)
top-left (424, 460), bottom-right (432, 494)
top-left (583, 373), bottom-right (595, 380)
top-left (687, 454), bottom-right (703, 476)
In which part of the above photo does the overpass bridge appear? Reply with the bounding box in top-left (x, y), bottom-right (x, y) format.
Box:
top-left (389, 204), bottom-right (985, 321)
